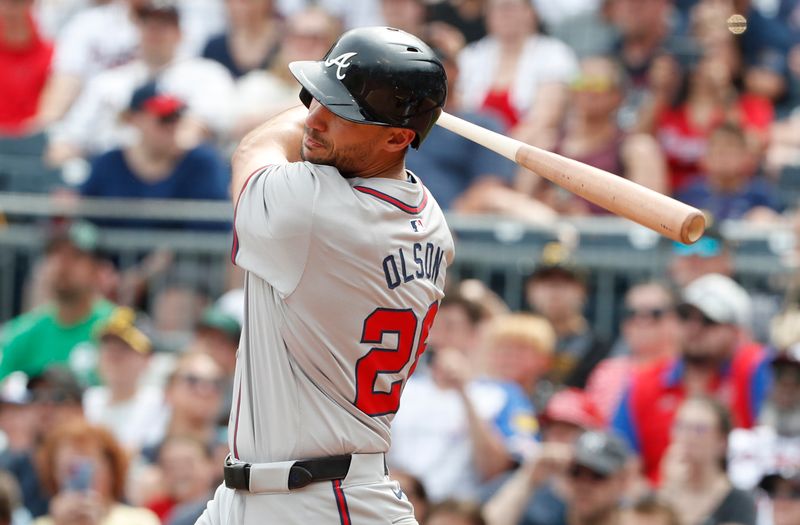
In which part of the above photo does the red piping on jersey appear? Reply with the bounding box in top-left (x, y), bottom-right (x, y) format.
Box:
top-left (231, 165), bottom-right (272, 265)
top-left (353, 185), bottom-right (428, 214)
top-left (332, 480), bottom-right (352, 525)
top-left (232, 382), bottom-right (243, 459)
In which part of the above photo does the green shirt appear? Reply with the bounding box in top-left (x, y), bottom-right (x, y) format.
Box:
top-left (0, 299), bottom-right (115, 385)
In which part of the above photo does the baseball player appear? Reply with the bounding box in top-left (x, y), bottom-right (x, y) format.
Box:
top-left (197, 27), bottom-right (453, 524)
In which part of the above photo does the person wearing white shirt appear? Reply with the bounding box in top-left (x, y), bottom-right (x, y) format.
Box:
top-left (47, 1), bottom-right (234, 165)
top-left (82, 307), bottom-right (167, 453)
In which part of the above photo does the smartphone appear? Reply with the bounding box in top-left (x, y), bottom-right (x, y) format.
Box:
top-left (63, 459), bottom-right (94, 492)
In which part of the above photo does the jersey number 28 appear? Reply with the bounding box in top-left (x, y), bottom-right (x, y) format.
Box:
top-left (354, 302), bottom-right (439, 417)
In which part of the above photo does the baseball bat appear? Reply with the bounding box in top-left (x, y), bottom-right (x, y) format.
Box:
top-left (434, 112), bottom-right (706, 244)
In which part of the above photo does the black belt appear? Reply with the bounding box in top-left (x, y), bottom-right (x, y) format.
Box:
top-left (224, 455), bottom-right (353, 491)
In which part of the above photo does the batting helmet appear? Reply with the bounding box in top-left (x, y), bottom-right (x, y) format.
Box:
top-left (288, 26), bottom-right (447, 149)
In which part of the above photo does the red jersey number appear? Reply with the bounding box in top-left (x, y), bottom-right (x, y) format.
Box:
top-left (354, 303), bottom-right (439, 416)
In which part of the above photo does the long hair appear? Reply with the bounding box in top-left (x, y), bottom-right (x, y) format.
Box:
top-left (36, 419), bottom-right (130, 501)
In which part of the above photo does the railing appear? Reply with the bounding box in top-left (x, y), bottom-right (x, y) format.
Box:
top-left (1, 193), bottom-right (795, 341)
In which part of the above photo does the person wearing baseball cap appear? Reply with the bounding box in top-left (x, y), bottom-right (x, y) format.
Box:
top-left (524, 241), bottom-right (610, 390)
top-left (565, 431), bottom-right (630, 524)
top-left (83, 306), bottom-right (166, 451)
top-left (78, 80), bottom-right (229, 230)
top-left (483, 429), bottom-right (631, 525)
top-left (0, 221), bottom-right (114, 387)
top-left (612, 273), bottom-right (771, 483)
top-left (758, 470), bottom-right (800, 525)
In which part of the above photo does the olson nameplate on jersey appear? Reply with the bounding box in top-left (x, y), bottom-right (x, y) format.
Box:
top-left (382, 242), bottom-right (445, 290)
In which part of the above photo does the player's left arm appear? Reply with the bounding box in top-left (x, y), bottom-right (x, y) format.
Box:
top-left (230, 104), bottom-right (307, 203)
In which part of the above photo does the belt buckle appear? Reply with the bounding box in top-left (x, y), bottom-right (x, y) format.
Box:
top-left (224, 461), bottom-right (250, 490)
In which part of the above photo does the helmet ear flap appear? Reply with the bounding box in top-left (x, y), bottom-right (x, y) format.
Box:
top-left (299, 87), bottom-right (313, 109)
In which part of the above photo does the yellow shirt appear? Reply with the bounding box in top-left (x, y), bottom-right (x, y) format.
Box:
top-left (33, 504), bottom-right (160, 525)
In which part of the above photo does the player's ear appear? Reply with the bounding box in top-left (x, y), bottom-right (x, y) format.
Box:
top-left (384, 128), bottom-right (416, 152)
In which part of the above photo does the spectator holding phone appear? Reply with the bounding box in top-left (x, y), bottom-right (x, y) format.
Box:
top-left (33, 419), bottom-right (159, 525)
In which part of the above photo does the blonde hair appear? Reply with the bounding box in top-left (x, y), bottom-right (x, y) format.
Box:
top-left (487, 313), bottom-right (556, 355)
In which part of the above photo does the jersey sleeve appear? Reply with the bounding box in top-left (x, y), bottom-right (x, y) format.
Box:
top-left (231, 163), bottom-right (316, 296)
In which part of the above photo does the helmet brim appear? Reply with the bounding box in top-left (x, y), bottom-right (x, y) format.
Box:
top-left (289, 60), bottom-right (390, 128)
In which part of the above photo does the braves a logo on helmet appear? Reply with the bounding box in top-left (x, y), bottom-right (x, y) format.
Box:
top-left (324, 52), bottom-right (358, 80)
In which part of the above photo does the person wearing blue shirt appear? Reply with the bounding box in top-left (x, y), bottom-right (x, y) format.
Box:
top-left (80, 81), bottom-right (229, 230)
top-left (677, 123), bottom-right (783, 222)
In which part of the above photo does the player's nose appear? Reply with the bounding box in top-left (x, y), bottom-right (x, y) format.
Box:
top-left (305, 99), bottom-right (329, 132)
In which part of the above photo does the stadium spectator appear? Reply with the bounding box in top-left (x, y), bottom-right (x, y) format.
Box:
top-left (613, 273), bottom-right (771, 483)
top-left (482, 313), bottom-right (555, 410)
top-left (728, 334), bottom-right (800, 491)
top-left (585, 280), bottom-right (679, 424)
top-left (404, 47), bottom-right (539, 217)
top-left (34, 419), bottom-right (160, 525)
top-left (524, 242), bottom-right (610, 389)
top-left (457, 0), bottom-right (578, 133)
top-left (140, 351), bottom-right (225, 462)
top-left (549, 0), bottom-right (618, 60)
top-left (619, 495), bottom-right (680, 525)
top-left (668, 226), bottom-right (733, 289)
top-left (150, 281), bottom-right (211, 353)
top-left (659, 396), bottom-right (757, 525)
top-left (427, 499), bottom-right (486, 525)
top-left (757, 470), bottom-right (800, 525)
top-left (643, 50), bottom-right (773, 193)
top-left (538, 387), bottom-right (604, 441)
top-left (79, 82), bottom-right (229, 230)
top-left (0, 368), bottom-right (85, 518)
top-left (604, 0), bottom-right (689, 133)
top-left (231, 6), bottom-right (340, 141)
top-left (479, 388), bottom-right (602, 525)
top-left (82, 307), bottom-right (165, 452)
top-left (191, 307), bottom-right (240, 426)
top-left (47, 1), bottom-right (235, 164)
top-left (33, 0), bottom-right (143, 129)
top-left (143, 435), bottom-right (215, 523)
top-left (0, 374), bottom-right (37, 456)
top-left (677, 123), bottom-right (783, 223)
top-left (0, 221), bottom-right (114, 386)
top-left (389, 292), bottom-right (537, 502)
top-left (0, 0), bottom-right (53, 136)
top-left (201, 0), bottom-right (282, 80)
top-left (484, 430), bottom-right (631, 525)
top-left (522, 55), bottom-right (668, 210)
top-left (426, 0), bottom-right (486, 44)
top-left (389, 469), bottom-right (430, 524)
top-left (531, 0), bottom-right (600, 33)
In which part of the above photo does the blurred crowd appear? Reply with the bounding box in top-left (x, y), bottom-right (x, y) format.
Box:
top-left (4, 0), bottom-right (800, 525)
top-left (4, 0), bottom-right (800, 225)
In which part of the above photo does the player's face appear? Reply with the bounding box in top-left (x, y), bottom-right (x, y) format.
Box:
top-left (301, 99), bottom-right (401, 178)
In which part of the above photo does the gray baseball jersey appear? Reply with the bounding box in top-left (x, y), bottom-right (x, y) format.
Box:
top-left (230, 161), bottom-right (454, 463)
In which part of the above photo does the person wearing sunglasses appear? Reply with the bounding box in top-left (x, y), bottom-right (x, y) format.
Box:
top-left (586, 281), bottom-right (679, 424)
top-left (78, 81), bottom-right (229, 231)
top-left (612, 273), bottom-right (771, 484)
top-left (484, 429), bottom-right (631, 525)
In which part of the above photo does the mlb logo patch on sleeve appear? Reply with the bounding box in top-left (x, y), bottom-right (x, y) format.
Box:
top-left (410, 219), bottom-right (425, 232)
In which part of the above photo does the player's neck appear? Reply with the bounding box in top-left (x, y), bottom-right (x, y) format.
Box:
top-left (355, 158), bottom-right (409, 181)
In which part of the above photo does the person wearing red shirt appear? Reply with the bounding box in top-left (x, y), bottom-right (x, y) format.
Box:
top-left (0, 0), bottom-right (53, 135)
top-left (612, 274), bottom-right (772, 484)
